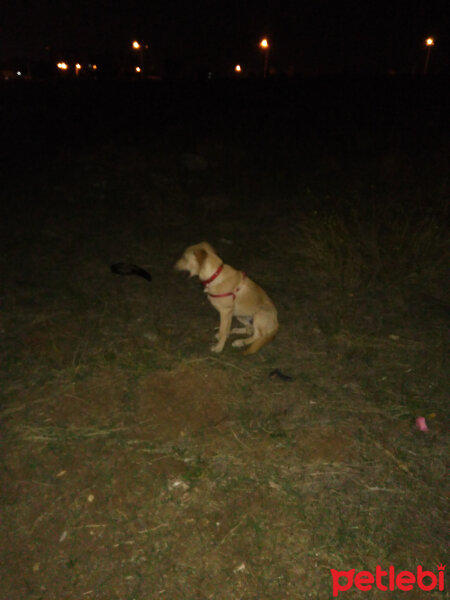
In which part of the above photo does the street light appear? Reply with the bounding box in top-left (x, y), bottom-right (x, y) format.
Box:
top-left (235, 64), bottom-right (242, 73)
top-left (424, 37), bottom-right (435, 74)
top-left (259, 38), bottom-right (270, 78)
top-left (132, 40), bottom-right (144, 70)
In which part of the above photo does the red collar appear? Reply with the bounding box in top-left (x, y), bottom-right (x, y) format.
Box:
top-left (201, 264), bottom-right (223, 286)
top-left (207, 273), bottom-right (246, 301)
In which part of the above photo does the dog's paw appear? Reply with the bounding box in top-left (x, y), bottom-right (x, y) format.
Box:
top-left (211, 342), bottom-right (224, 353)
top-left (231, 339), bottom-right (246, 348)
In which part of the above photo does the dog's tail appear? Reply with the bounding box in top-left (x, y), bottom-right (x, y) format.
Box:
top-left (242, 325), bottom-right (279, 356)
top-left (110, 263), bottom-right (152, 282)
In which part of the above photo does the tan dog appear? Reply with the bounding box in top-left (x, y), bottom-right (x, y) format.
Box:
top-left (174, 242), bottom-right (278, 354)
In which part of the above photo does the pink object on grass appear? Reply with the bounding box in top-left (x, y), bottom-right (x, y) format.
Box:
top-left (416, 417), bottom-right (429, 432)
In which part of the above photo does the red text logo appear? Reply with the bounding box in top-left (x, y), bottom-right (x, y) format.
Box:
top-left (330, 564), bottom-right (445, 597)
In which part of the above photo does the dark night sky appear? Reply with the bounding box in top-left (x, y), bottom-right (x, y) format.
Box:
top-left (2, 0), bottom-right (449, 74)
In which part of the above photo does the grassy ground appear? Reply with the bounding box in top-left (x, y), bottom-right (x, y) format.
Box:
top-left (0, 81), bottom-right (449, 599)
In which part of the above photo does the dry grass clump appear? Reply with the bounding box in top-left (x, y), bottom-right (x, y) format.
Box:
top-left (290, 201), bottom-right (449, 294)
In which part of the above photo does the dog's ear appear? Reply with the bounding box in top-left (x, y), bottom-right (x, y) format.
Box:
top-left (200, 241), bottom-right (216, 255)
top-left (193, 248), bottom-right (208, 267)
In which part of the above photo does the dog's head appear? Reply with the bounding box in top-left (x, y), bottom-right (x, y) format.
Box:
top-left (174, 242), bottom-right (217, 278)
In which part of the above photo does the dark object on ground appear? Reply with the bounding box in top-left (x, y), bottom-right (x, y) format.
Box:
top-left (110, 263), bottom-right (152, 282)
top-left (269, 369), bottom-right (293, 381)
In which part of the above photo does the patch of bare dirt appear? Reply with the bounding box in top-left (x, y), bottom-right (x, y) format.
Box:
top-left (134, 366), bottom-right (231, 441)
top-left (292, 425), bottom-right (357, 463)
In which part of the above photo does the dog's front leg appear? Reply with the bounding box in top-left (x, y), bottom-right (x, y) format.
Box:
top-left (211, 309), bottom-right (233, 353)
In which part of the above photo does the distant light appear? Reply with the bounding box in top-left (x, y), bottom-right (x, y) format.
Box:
top-left (17, 71), bottom-right (22, 76)
top-left (57, 62), bottom-right (68, 70)
top-left (75, 63), bottom-right (82, 70)
top-left (235, 64), bottom-right (242, 73)
top-left (132, 41), bottom-right (141, 50)
top-left (135, 66), bottom-right (141, 73)
top-left (260, 38), bottom-right (269, 49)
top-left (425, 37), bottom-right (435, 46)
top-left (92, 64), bottom-right (97, 70)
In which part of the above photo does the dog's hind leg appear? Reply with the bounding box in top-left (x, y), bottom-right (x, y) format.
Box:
top-left (232, 335), bottom-right (256, 348)
top-left (230, 316), bottom-right (253, 335)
